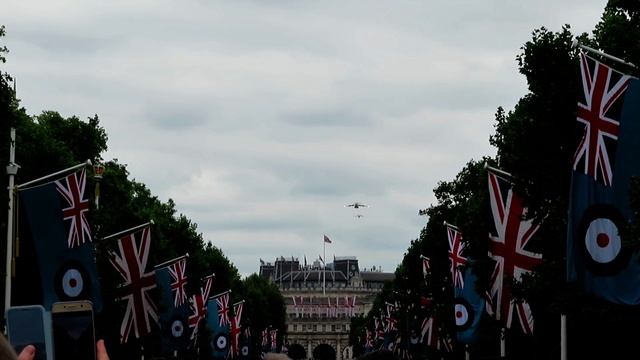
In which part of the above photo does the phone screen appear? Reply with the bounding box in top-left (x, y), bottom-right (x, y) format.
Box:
top-left (52, 309), bottom-right (95, 360)
top-left (6, 306), bottom-right (49, 360)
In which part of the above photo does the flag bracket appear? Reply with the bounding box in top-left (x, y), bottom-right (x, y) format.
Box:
top-left (572, 39), bottom-right (637, 69)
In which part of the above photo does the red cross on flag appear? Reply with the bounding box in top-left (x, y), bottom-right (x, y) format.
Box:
top-left (487, 170), bottom-right (543, 335)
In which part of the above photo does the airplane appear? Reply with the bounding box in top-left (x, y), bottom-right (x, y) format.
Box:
top-left (354, 214), bottom-right (364, 218)
top-left (345, 202), bottom-right (369, 209)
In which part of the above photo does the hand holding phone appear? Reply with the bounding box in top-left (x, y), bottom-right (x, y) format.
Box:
top-left (5, 305), bottom-right (53, 360)
top-left (51, 300), bottom-right (96, 360)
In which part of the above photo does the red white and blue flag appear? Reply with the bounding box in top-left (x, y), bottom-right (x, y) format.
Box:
top-left (446, 224), bottom-right (467, 288)
top-left (230, 301), bottom-right (244, 358)
top-left (487, 171), bottom-right (542, 335)
top-left (567, 52), bottom-right (640, 304)
top-left (189, 274), bottom-right (214, 341)
top-left (573, 52), bottom-right (631, 186)
top-left (55, 168), bottom-right (91, 248)
top-left (169, 258), bottom-right (188, 307)
top-left (215, 291), bottom-right (231, 327)
top-left (109, 226), bottom-right (158, 343)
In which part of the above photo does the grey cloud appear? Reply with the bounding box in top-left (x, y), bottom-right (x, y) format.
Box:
top-left (144, 101), bottom-right (210, 130)
top-left (282, 109), bottom-right (372, 127)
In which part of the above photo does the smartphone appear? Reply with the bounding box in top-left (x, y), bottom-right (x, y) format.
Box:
top-left (5, 305), bottom-right (53, 360)
top-left (51, 300), bottom-right (96, 360)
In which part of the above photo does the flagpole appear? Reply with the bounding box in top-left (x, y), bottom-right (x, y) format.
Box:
top-left (16, 159), bottom-right (91, 190)
top-left (561, 314), bottom-right (567, 360)
top-left (571, 39), bottom-right (637, 69)
top-left (5, 128), bottom-right (18, 314)
top-left (154, 253), bottom-right (189, 269)
top-left (100, 221), bottom-right (154, 241)
top-left (323, 236), bottom-right (326, 296)
top-left (209, 289), bottom-right (232, 301)
top-left (484, 164), bottom-right (513, 180)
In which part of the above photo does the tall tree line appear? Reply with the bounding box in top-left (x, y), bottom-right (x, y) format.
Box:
top-left (352, 2), bottom-right (640, 359)
top-left (0, 26), bottom-right (285, 360)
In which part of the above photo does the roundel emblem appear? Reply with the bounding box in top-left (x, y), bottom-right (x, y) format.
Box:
top-left (55, 260), bottom-right (90, 300)
top-left (241, 345), bottom-right (249, 356)
top-left (386, 341), bottom-right (394, 351)
top-left (454, 298), bottom-right (473, 331)
top-left (578, 204), bottom-right (630, 275)
top-left (409, 332), bottom-right (419, 345)
top-left (213, 333), bottom-right (228, 350)
top-left (171, 319), bottom-right (184, 338)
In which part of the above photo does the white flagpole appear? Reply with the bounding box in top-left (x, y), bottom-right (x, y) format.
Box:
top-left (16, 159), bottom-right (91, 190)
top-left (571, 39), bottom-right (637, 69)
top-left (561, 314), bottom-right (567, 360)
top-left (5, 128), bottom-right (18, 314)
top-left (323, 236), bottom-right (326, 296)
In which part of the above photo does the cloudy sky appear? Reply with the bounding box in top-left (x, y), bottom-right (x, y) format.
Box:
top-left (3, 0), bottom-right (606, 277)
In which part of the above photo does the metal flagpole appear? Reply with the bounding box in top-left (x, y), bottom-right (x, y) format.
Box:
top-left (323, 236), bottom-right (326, 296)
top-left (561, 314), bottom-right (567, 360)
top-left (154, 253), bottom-right (189, 269)
top-left (100, 221), bottom-right (154, 242)
top-left (16, 160), bottom-right (91, 190)
top-left (5, 128), bottom-right (18, 314)
top-left (571, 39), bottom-right (637, 69)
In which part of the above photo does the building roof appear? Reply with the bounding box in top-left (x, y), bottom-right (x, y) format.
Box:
top-left (360, 271), bottom-right (394, 282)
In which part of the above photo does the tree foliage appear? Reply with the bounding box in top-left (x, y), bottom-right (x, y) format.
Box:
top-left (0, 27), bottom-right (284, 360)
top-left (356, 1), bottom-right (640, 358)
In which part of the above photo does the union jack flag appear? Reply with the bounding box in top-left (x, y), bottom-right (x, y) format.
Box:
top-left (437, 332), bottom-right (453, 353)
top-left (55, 168), bottom-right (91, 248)
top-left (487, 171), bottom-right (543, 335)
top-left (420, 316), bottom-right (437, 347)
top-left (188, 274), bottom-right (214, 341)
top-left (365, 328), bottom-right (374, 348)
top-left (230, 301), bottom-right (244, 358)
top-left (384, 314), bottom-right (397, 333)
top-left (573, 52), bottom-right (631, 186)
top-left (169, 258), bottom-right (188, 307)
top-left (109, 226), bottom-right (158, 343)
top-left (214, 292), bottom-right (231, 327)
top-left (446, 224), bottom-right (467, 288)
top-left (421, 255), bottom-right (431, 278)
top-left (270, 329), bottom-right (278, 351)
top-left (261, 328), bottom-right (268, 347)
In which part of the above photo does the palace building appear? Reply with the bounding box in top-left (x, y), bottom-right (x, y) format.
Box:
top-left (259, 256), bottom-right (394, 360)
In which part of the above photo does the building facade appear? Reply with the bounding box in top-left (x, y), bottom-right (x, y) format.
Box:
top-left (259, 256), bottom-right (393, 360)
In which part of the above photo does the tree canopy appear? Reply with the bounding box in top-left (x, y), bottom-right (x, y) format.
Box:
top-left (0, 28), bottom-right (285, 360)
top-left (353, 1), bottom-right (640, 359)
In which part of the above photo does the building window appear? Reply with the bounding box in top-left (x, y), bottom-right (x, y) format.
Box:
top-left (293, 324), bottom-right (298, 332)
top-left (331, 324), bottom-right (336, 332)
top-left (313, 324), bottom-right (317, 332)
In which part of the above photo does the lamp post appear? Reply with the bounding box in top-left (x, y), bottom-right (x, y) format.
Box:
top-left (93, 163), bottom-right (105, 209)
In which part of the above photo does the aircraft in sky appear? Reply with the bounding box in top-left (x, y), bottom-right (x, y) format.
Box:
top-left (354, 214), bottom-right (364, 218)
top-left (345, 202), bottom-right (369, 209)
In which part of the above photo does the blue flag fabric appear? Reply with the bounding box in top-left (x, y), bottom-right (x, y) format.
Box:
top-left (207, 296), bottom-right (230, 359)
top-left (155, 261), bottom-right (190, 353)
top-left (454, 264), bottom-right (484, 343)
top-left (567, 56), bottom-right (640, 304)
top-left (18, 170), bottom-right (102, 311)
top-left (238, 329), bottom-right (252, 360)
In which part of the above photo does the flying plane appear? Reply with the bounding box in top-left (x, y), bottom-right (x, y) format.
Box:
top-left (345, 202), bottom-right (369, 209)
top-left (355, 214), bottom-right (364, 218)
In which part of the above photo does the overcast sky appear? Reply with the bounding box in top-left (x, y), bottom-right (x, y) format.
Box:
top-left (3, 0), bottom-right (606, 277)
